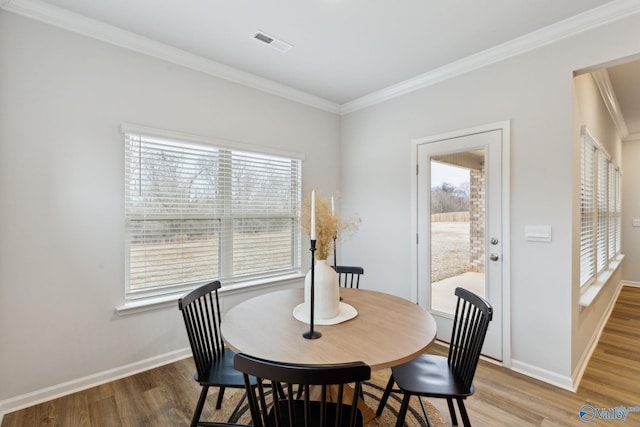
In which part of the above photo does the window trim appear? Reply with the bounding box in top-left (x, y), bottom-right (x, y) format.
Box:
top-left (121, 123), bottom-right (305, 162)
top-left (579, 126), bottom-right (622, 306)
top-left (116, 272), bottom-right (304, 315)
top-left (120, 123), bottom-right (305, 308)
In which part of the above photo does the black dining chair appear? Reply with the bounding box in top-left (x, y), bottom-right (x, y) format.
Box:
top-left (234, 353), bottom-right (371, 427)
top-left (178, 281), bottom-right (256, 427)
top-left (335, 265), bottom-right (364, 289)
top-left (376, 287), bottom-right (493, 427)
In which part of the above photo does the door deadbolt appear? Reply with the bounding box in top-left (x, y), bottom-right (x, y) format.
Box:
top-left (490, 237), bottom-right (499, 245)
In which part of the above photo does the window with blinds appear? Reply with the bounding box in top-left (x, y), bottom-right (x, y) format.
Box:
top-left (579, 126), bottom-right (621, 289)
top-left (596, 150), bottom-right (608, 274)
top-left (580, 135), bottom-right (595, 287)
top-left (123, 125), bottom-right (302, 299)
top-left (608, 162), bottom-right (617, 262)
top-left (615, 168), bottom-right (622, 254)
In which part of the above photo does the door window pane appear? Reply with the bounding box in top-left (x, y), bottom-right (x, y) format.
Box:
top-left (430, 151), bottom-right (485, 314)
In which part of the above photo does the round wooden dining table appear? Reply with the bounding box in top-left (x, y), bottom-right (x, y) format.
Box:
top-left (221, 287), bottom-right (437, 370)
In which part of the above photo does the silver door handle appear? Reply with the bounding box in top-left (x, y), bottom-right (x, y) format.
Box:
top-left (490, 253), bottom-right (499, 261)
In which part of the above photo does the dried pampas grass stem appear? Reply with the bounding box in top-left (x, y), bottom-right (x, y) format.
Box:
top-left (301, 192), bottom-right (360, 260)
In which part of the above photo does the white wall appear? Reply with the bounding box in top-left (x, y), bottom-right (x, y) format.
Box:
top-left (571, 72), bottom-right (623, 378)
top-left (622, 139), bottom-right (640, 283)
top-left (339, 12), bottom-right (640, 386)
top-left (0, 11), bottom-right (340, 406)
top-left (573, 73), bottom-right (622, 164)
top-left (3, 3), bottom-right (640, 412)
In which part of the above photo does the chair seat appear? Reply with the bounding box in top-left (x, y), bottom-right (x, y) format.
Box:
top-left (195, 349), bottom-right (256, 387)
top-left (392, 354), bottom-right (474, 398)
top-left (269, 399), bottom-right (364, 427)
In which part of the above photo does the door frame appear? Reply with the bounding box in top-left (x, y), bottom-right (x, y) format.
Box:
top-left (410, 120), bottom-right (511, 367)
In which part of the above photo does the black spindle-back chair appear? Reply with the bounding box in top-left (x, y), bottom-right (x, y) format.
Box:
top-left (234, 353), bottom-right (371, 427)
top-left (179, 281), bottom-right (254, 427)
top-left (335, 265), bottom-right (364, 289)
top-left (376, 287), bottom-right (493, 427)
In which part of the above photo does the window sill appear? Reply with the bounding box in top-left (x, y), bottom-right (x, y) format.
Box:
top-left (579, 254), bottom-right (624, 309)
top-left (115, 273), bottom-right (304, 316)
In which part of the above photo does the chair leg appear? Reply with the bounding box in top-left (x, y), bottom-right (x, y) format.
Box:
top-left (191, 385), bottom-right (209, 427)
top-left (215, 386), bottom-right (226, 409)
top-left (417, 397), bottom-right (433, 427)
top-left (447, 397), bottom-right (458, 425)
top-left (376, 374), bottom-right (395, 416)
top-left (395, 394), bottom-right (411, 427)
top-left (457, 398), bottom-right (471, 427)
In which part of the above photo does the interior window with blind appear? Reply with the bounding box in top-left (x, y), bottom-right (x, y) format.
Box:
top-left (123, 125), bottom-right (302, 300)
top-left (579, 126), bottom-right (621, 289)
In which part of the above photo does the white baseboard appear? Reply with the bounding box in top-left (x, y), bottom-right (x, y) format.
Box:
top-left (622, 280), bottom-right (640, 288)
top-left (571, 281), bottom-right (624, 389)
top-left (514, 279), bottom-right (629, 394)
top-left (510, 359), bottom-right (575, 391)
top-left (436, 339), bottom-right (575, 391)
top-left (0, 347), bottom-right (192, 422)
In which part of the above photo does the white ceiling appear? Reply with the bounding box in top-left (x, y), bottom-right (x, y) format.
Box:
top-left (3, 0), bottom-right (640, 128)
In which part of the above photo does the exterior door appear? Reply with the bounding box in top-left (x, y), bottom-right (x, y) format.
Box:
top-left (415, 123), bottom-right (507, 361)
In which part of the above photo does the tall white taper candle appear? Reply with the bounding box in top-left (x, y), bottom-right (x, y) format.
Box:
top-left (310, 190), bottom-right (316, 241)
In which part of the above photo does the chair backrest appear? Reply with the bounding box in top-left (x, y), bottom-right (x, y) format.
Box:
top-left (234, 353), bottom-right (371, 427)
top-left (448, 287), bottom-right (493, 392)
top-left (335, 265), bottom-right (364, 289)
top-left (178, 281), bottom-right (225, 381)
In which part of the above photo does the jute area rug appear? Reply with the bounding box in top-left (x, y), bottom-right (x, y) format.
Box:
top-left (206, 368), bottom-right (449, 426)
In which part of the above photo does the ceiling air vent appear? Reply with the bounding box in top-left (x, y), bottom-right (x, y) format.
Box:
top-left (253, 31), bottom-right (293, 53)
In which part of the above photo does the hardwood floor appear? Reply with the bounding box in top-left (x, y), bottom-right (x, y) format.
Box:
top-left (454, 285), bottom-right (640, 427)
top-left (3, 286), bottom-right (640, 426)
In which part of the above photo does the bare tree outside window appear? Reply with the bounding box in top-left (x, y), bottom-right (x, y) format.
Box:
top-left (124, 130), bottom-right (301, 298)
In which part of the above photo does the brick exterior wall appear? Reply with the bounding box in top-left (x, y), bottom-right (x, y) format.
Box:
top-left (470, 168), bottom-right (485, 272)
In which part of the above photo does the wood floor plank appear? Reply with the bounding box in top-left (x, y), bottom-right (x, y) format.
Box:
top-left (3, 286), bottom-right (640, 427)
top-left (88, 396), bottom-right (122, 427)
top-left (112, 375), bottom-right (157, 427)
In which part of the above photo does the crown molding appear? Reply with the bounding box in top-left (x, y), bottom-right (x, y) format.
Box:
top-left (0, 0), bottom-right (342, 114)
top-left (624, 132), bottom-right (640, 141)
top-left (3, 0), bottom-right (640, 116)
top-left (591, 68), bottom-right (630, 139)
top-left (341, 0), bottom-right (640, 115)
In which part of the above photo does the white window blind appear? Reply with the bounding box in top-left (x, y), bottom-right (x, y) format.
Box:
top-left (596, 150), bottom-right (608, 274)
top-left (608, 162), bottom-right (617, 261)
top-left (124, 126), bottom-right (302, 299)
top-left (579, 126), bottom-right (621, 289)
top-left (580, 135), bottom-right (596, 287)
top-left (615, 169), bottom-right (622, 255)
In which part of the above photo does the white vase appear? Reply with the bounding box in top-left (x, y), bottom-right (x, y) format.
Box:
top-left (304, 259), bottom-right (340, 320)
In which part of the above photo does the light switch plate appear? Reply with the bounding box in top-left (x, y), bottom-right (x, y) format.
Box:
top-left (633, 219), bottom-right (640, 227)
top-left (525, 225), bottom-right (552, 242)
